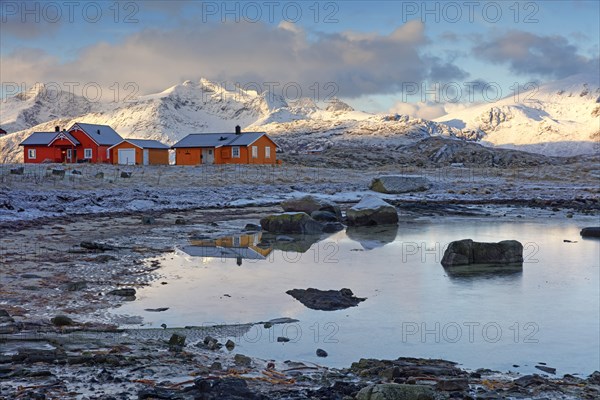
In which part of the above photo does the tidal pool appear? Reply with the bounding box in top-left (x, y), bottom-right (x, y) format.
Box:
top-left (113, 218), bottom-right (600, 375)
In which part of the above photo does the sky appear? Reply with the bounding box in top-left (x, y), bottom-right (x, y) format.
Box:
top-left (1, 0), bottom-right (599, 116)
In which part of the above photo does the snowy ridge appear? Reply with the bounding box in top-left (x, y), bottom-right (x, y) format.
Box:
top-left (1, 74), bottom-right (598, 163)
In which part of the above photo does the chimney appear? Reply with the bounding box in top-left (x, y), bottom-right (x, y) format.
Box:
top-left (235, 125), bottom-right (241, 135)
top-left (97, 129), bottom-right (101, 134)
top-left (55, 126), bottom-right (60, 132)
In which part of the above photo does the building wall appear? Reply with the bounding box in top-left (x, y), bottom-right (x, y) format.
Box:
top-left (23, 146), bottom-right (61, 163)
top-left (110, 142), bottom-right (142, 164)
top-left (175, 148), bottom-right (202, 165)
top-left (148, 148), bottom-right (169, 165)
top-left (218, 135), bottom-right (277, 165)
top-left (69, 129), bottom-right (111, 163)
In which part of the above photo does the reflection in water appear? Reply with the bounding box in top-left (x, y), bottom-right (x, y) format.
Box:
top-left (346, 225), bottom-right (399, 250)
top-left (443, 263), bottom-right (523, 280)
top-left (182, 232), bottom-right (272, 266)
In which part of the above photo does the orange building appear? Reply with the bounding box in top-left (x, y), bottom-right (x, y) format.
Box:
top-left (108, 139), bottom-right (170, 165)
top-left (172, 126), bottom-right (277, 166)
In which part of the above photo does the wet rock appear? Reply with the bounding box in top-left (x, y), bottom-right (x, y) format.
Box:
top-left (209, 361), bottom-right (223, 371)
top-left (168, 333), bottom-right (186, 347)
top-left (535, 365), bottom-right (556, 374)
top-left (144, 307), bottom-right (169, 312)
top-left (21, 273), bottom-right (43, 279)
top-left (138, 387), bottom-right (179, 399)
top-left (175, 217), bottom-right (186, 225)
top-left (322, 221), bottom-right (345, 233)
top-left (94, 254), bottom-right (117, 263)
top-left (243, 223), bottom-right (262, 232)
top-left (141, 215), bottom-right (155, 225)
top-left (107, 288), bottom-right (136, 297)
top-left (281, 195), bottom-right (342, 220)
top-left (436, 378), bottom-right (469, 391)
top-left (581, 227), bottom-right (600, 238)
top-left (197, 336), bottom-right (222, 351)
top-left (316, 348), bottom-right (328, 357)
top-left (513, 374), bottom-right (549, 387)
top-left (225, 339), bottom-right (235, 351)
top-left (64, 281), bottom-right (87, 291)
top-left (260, 212), bottom-right (323, 234)
top-left (370, 175), bottom-right (431, 194)
top-left (120, 171), bottom-right (132, 178)
top-left (441, 239), bottom-right (523, 267)
top-left (234, 354), bottom-right (252, 367)
top-left (286, 288), bottom-right (366, 311)
top-left (277, 337), bottom-right (290, 343)
top-left (193, 378), bottom-right (267, 399)
top-left (13, 348), bottom-right (67, 363)
top-left (356, 383), bottom-right (434, 400)
top-left (80, 241), bottom-right (115, 251)
top-left (588, 371), bottom-right (600, 384)
top-left (380, 367), bottom-right (401, 380)
top-left (51, 315), bottom-right (74, 326)
top-left (346, 195), bottom-right (398, 226)
top-left (311, 210), bottom-right (339, 222)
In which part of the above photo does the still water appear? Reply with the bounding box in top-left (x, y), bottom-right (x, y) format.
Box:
top-left (113, 218), bottom-right (600, 375)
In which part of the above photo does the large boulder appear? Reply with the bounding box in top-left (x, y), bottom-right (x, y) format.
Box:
top-left (441, 239), bottom-right (523, 267)
top-left (369, 175), bottom-right (430, 194)
top-left (580, 227), bottom-right (600, 238)
top-left (346, 196), bottom-right (398, 226)
top-left (260, 212), bottom-right (323, 234)
top-left (281, 196), bottom-right (342, 221)
top-left (356, 383), bottom-right (434, 400)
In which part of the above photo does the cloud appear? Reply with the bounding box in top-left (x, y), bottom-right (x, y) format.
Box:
top-left (0, 20), bottom-right (469, 100)
top-left (472, 30), bottom-right (599, 78)
top-left (388, 101), bottom-right (469, 120)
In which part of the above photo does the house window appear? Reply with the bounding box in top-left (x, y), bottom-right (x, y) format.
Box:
top-left (265, 146), bottom-right (271, 158)
top-left (232, 146), bottom-right (240, 158)
top-left (251, 146), bottom-right (258, 158)
top-left (67, 149), bottom-right (72, 159)
top-left (84, 148), bottom-right (92, 159)
top-left (28, 149), bottom-right (36, 159)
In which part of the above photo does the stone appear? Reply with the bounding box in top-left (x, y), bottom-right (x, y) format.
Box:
top-left (286, 288), bottom-right (366, 311)
top-left (281, 195), bottom-right (342, 220)
top-left (316, 349), bottom-right (328, 357)
top-left (356, 383), bottom-right (434, 400)
top-left (513, 374), bottom-right (548, 387)
top-left (436, 378), bottom-right (469, 391)
top-left (535, 365), bottom-right (556, 374)
top-left (52, 169), bottom-right (66, 177)
top-left (370, 175), bottom-right (431, 194)
top-left (588, 371), bottom-right (600, 384)
top-left (120, 171), bottom-right (132, 178)
top-left (234, 354), bottom-right (252, 367)
top-left (260, 212), bottom-right (323, 234)
top-left (107, 288), bottom-right (136, 297)
top-left (10, 167), bottom-right (24, 175)
top-left (441, 239), bottom-right (524, 267)
top-left (225, 339), bottom-right (235, 351)
top-left (80, 241), bottom-right (115, 251)
top-left (243, 223), bottom-right (262, 232)
top-left (580, 227), bottom-right (600, 238)
top-left (322, 222), bottom-right (345, 233)
top-left (346, 195), bottom-right (398, 226)
top-left (141, 215), bottom-right (155, 225)
top-left (168, 333), bottom-right (186, 347)
top-left (277, 337), bottom-right (290, 343)
top-left (311, 210), bottom-right (339, 222)
top-left (95, 172), bottom-right (104, 179)
top-left (64, 281), bottom-right (87, 291)
top-left (175, 217), bottom-right (186, 225)
top-left (51, 315), bottom-right (74, 326)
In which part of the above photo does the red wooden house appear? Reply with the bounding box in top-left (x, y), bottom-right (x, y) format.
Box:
top-left (20, 123), bottom-right (123, 164)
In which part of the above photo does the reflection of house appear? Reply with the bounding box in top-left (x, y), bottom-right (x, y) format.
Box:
top-left (182, 233), bottom-right (272, 266)
top-left (172, 126), bottom-right (277, 165)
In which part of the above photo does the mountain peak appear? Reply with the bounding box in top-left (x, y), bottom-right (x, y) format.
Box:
top-left (325, 97), bottom-right (354, 112)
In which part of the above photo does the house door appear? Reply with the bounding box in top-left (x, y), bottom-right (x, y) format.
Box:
top-left (143, 149), bottom-right (149, 165)
top-left (66, 149), bottom-right (72, 163)
top-left (202, 148), bottom-right (214, 164)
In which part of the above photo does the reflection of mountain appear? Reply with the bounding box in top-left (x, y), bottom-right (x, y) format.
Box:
top-left (346, 225), bottom-right (399, 250)
top-left (444, 263), bottom-right (523, 281)
top-left (182, 232), bottom-right (272, 265)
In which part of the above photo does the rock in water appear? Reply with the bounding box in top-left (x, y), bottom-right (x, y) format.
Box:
top-left (281, 195), bottom-right (342, 220)
top-left (260, 212), bottom-right (323, 234)
top-left (286, 288), bottom-right (366, 311)
top-left (316, 348), bottom-right (328, 357)
top-left (346, 196), bottom-right (398, 226)
top-left (441, 239), bottom-right (523, 267)
top-left (107, 288), bottom-right (136, 297)
top-left (51, 315), bottom-right (74, 326)
top-left (580, 227), bottom-right (600, 238)
top-left (356, 383), bottom-right (434, 400)
top-left (369, 175), bottom-right (431, 194)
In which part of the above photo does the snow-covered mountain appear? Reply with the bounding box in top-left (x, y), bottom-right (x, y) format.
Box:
top-left (435, 73), bottom-right (600, 156)
top-left (1, 74), bottom-right (598, 163)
